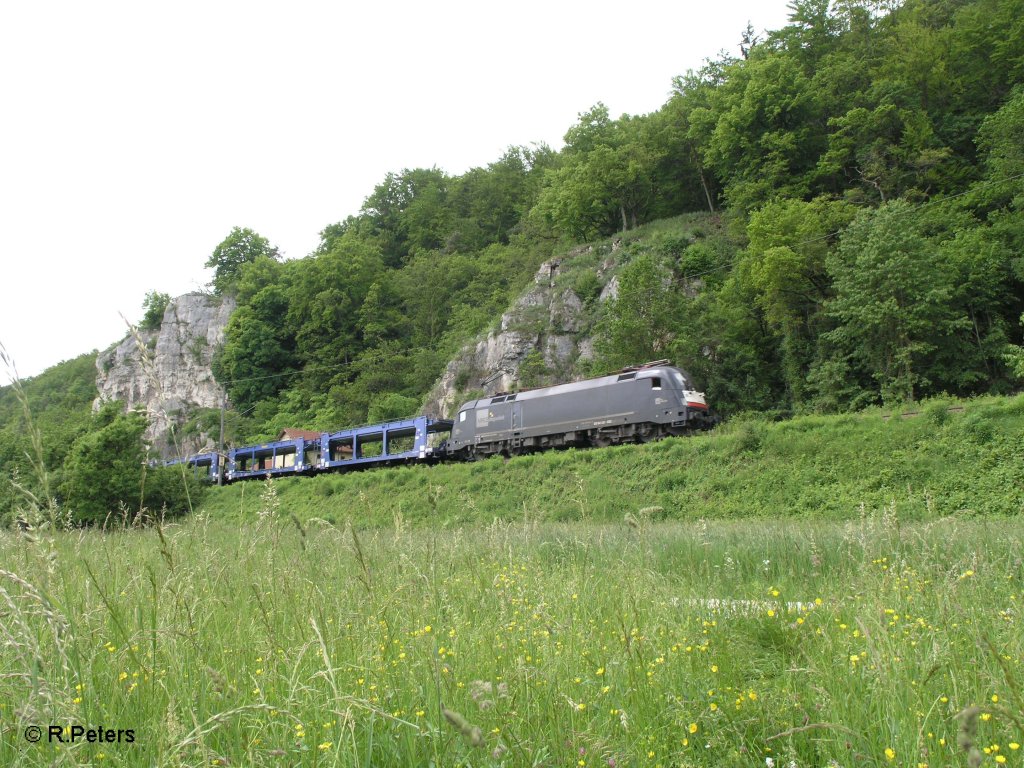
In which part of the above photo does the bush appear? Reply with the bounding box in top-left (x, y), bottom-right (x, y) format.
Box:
top-left (143, 466), bottom-right (205, 519)
top-left (61, 405), bottom-right (200, 525)
top-left (62, 407), bottom-right (149, 524)
top-left (572, 270), bottom-right (603, 306)
top-left (731, 422), bottom-right (763, 455)
top-left (922, 397), bottom-right (953, 426)
top-left (141, 291), bottom-right (171, 331)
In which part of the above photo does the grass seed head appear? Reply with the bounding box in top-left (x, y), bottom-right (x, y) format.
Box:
top-left (442, 706), bottom-right (484, 747)
top-left (956, 706), bottom-right (984, 768)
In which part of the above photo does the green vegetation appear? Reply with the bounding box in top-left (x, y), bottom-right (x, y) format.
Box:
top-left (1, 5), bottom-right (1021, 761)
top-left (140, 291), bottom-right (171, 331)
top-left (0, 353), bottom-right (200, 526)
top-left (209, 147), bottom-right (557, 443)
top-left (0, 352), bottom-right (98, 525)
top-left (7, 0), bottom-right (1024, 507)
top-left (61, 403), bottom-right (202, 524)
top-left (205, 226), bottom-right (281, 295)
top-left (1, 513), bottom-right (1020, 766)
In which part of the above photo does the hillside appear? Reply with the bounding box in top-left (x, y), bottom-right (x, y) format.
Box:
top-left (198, 392), bottom-right (1024, 525)
top-left (0, 352), bottom-right (97, 521)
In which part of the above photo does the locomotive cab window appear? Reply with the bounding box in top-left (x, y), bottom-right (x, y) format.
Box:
top-left (459, 411), bottom-right (467, 423)
top-left (650, 377), bottom-right (662, 390)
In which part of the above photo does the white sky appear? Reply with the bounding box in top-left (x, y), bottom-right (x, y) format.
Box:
top-left (0, 0), bottom-right (793, 379)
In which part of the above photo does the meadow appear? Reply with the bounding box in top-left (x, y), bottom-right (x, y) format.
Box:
top-left (1, 509), bottom-right (1022, 767)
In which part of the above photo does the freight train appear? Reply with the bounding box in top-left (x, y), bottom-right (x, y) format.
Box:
top-left (166, 361), bottom-right (712, 484)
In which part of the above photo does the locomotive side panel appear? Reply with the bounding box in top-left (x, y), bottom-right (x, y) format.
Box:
top-left (518, 380), bottom-right (619, 436)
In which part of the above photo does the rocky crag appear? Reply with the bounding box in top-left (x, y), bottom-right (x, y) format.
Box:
top-left (94, 293), bottom-right (235, 457)
top-left (423, 239), bottom-right (624, 418)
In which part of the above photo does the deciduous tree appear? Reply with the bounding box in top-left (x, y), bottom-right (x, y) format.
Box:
top-left (206, 227), bottom-right (280, 294)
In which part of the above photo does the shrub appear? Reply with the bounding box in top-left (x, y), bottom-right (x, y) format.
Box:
top-left (140, 291), bottom-right (171, 331)
top-left (61, 405), bottom-right (200, 525)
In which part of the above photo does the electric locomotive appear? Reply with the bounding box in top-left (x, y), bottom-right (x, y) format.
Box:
top-left (445, 360), bottom-right (710, 460)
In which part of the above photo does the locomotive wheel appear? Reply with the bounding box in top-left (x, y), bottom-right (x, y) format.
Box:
top-left (635, 425), bottom-right (660, 444)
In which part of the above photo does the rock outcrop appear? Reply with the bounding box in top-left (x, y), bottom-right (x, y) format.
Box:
top-left (422, 250), bottom-right (616, 418)
top-left (94, 293), bottom-right (235, 457)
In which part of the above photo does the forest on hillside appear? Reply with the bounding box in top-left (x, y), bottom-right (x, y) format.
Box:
top-left (2, 0), bottom-right (1023, 524)
top-left (204, 0), bottom-right (1024, 442)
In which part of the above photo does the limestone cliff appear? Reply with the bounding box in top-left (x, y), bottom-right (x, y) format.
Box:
top-left (94, 293), bottom-right (235, 457)
top-left (422, 240), bottom-right (624, 418)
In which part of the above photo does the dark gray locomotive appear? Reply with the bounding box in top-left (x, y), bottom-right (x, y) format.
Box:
top-left (445, 361), bottom-right (711, 460)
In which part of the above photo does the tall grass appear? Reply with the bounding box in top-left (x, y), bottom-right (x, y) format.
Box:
top-left (0, 514), bottom-right (1021, 766)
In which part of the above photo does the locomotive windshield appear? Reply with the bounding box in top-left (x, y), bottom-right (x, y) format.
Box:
top-left (673, 369), bottom-right (703, 391)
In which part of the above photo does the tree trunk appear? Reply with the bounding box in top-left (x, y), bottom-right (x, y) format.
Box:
top-left (698, 167), bottom-right (715, 213)
top-left (620, 205), bottom-right (628, 233)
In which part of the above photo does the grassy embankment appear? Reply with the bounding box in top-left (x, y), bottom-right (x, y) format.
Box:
top-left (199, 393), bottom-right (1024, 526)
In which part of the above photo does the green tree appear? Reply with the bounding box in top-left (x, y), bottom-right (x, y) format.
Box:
top-left (367, 392), bottom-right (419, 423)
top-left (1006, 315), bottom-right (1024, 381)
top-left (596, 254), bottom-right (681, 369)
top-left (824, 201), bottom-right (966, 403)
top-left (0, 353), bottom-right (97, 524)
top-left (285, 235), bottom-right (384, 371)
top-left (672, 271), bottom-right (787, 416)
top-left (61, 404), bottom-right (199, 524)
top-left (742, 198), bottom-right (855, 405)
top-left (696, 49), bottom-right (824, 212)
top-left (213, 286), bottom-right (297, 410)
top-left (976, 86), bottom-right (1024, 198)
top-left (358, 278), bottom-right (408, 347)
top-left (206, 227), bottom-right (280, 294)
top-left (447, 145), bottom-right (556, 251)
top-left (361, 168), bottom-right (451, 265)
top-left (817, 102), bottom-right (953, 203)
top-left (535, 107), bottom-right (662, 240)
top-left (140, 291), bottom-right (171, 331)
top-left (655, 88), bottom-right (719, 215)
